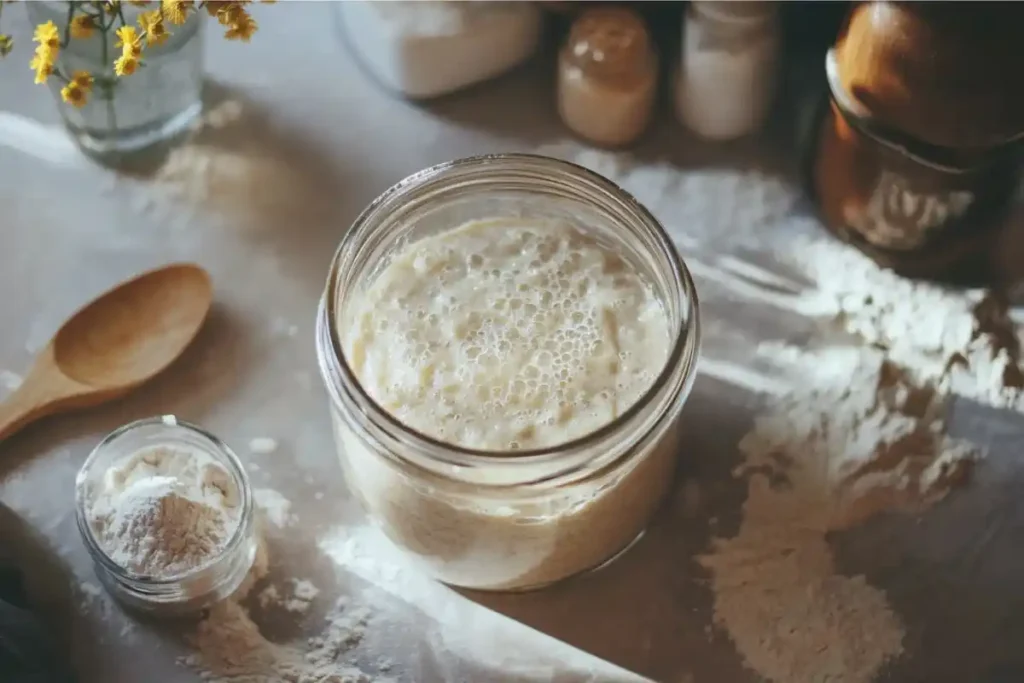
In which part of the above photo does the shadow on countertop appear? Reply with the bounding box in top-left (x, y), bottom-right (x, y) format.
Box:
top-left (0, 502), bottom-right (85, 683)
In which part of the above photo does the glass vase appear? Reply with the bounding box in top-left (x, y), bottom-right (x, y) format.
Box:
top-left (26, 2), bottom-right (203, 160)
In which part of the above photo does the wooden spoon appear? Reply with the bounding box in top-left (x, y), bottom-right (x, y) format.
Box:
top-left (0, 263), bottom-right (212, 443)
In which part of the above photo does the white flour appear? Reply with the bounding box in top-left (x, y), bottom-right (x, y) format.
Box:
top-left (184, 595), bottom-right (376, 683)
top-left (791, 234), bottom-right (1024, 410)
top-left (84, 445), bottom-right (241, 578)
top-left (543, 144), bottom-right (1019, 683)
top-left (248, 437), bottom-right (279, 455)
top-left (258, 578), bottom-right (320, 614)
top-left (180, 490), bottom-right (389, 682)
top-left (253, 488), bottom-right (294, 528)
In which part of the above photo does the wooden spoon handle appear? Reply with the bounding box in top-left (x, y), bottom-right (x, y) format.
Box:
top-left (0, 353), bottom-right (87, 443)
top-left (0, 383), bottom-right (58, 443)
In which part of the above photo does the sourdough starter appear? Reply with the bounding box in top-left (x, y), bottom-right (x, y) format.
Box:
top-left (336, 218), bottom-right (679, 589)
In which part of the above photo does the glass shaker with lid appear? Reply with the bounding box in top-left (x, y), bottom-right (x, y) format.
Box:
top-left (557, 6), bottom-right (658, 148)
top-left (674, 1), bottom-right (781, 141)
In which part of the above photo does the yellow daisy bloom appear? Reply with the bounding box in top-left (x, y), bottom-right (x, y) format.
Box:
top-left (114, 53), bottom-right (139, 76)
top-left (161, 0), bottom-right (190, 25)
top-left (115, 25), bottom-right (143, 57)
top-left (224, 13), bottom-right (257, 42)
top-left (70, 70), bottom-right (95, 91)
top-left (204, 0), bottom-right (231, 17)
top-left (29, 46), bottom-right (56, 84)
top-left (69, 15), bottom-right (97, 40)
top-left (138, 10), bottom-right (169, 46)
top-left (61, 82), bottom-right (89, 108)
top-left (209, 1), bottom-right (241, 26)
top-left (33, 21), bottom-right (60, 50)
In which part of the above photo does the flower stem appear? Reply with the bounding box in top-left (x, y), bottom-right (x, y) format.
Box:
top-left (98, 4), bottom-right (118, 135)
top-left (62, 2), bottom-right (74, 48)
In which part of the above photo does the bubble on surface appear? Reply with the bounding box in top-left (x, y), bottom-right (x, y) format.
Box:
top-left (340, 219), bottom-right (672, 450)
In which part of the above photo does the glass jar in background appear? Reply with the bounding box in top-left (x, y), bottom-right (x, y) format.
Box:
top-left (674, 0), bottom-right (780, 141)
top-left (316, 154), bottom-right (702, 591)
top-left (807, 1), bottom-right (1024, 282)
top-left (557, 6), bottom-right (658, 148)
top-left (26, 2), bottom-right (203, 161)
top-left (75, 416), bottom-right (257, 615)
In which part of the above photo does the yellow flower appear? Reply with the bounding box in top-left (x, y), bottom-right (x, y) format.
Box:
top-left (224, 12), bottom-right (256, 41)
top-left (70, 69), bottom-right (94, 91)
top-left (0, 34), bottom-right (13, 58)
top-left (69, 15), bottom-right (97, 40)
top-left (113, 53), bottom-right (139, 76)
top-left (138, 9), bottom-right (169, 46)
top-left (115, 25), bottom-right (143, 57)
top-left (204, 0), bottom-right (230, 17)
top-left (29, 45), bottom-right (56, 84)
top-left (33, 21), bottom-right (60, 50)
top-left (161, 0), bottom-right (190, 25)
top-left (61, 82), bottom-right (89, 108)
top-left (104, 1), bottom-right (121, 12)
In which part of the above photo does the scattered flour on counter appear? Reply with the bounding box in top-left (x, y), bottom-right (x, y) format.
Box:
top-left (258, 578), bottom-right (320, 614)
top-left (791, 234), bottom-right (1024, 410)
top-left (83, 445), bottom-right (241, 578)
top-left (180, 525), bottom-right (384, 682)
top-left (253, 488), bottom-right (294, 528)
top-left (184, 596), bottom-right (375, 683)
top-left (544, 143), bottom-right (1014, 683)
top-left (700, 345), bottom-right (978, 683)
top-left (248, 437), bottom-right (279, 455)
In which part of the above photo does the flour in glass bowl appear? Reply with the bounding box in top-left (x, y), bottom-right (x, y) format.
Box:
top-left (84, 444), bottom-right (241, 577)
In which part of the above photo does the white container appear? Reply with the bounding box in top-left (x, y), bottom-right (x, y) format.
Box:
top-left (337, 1), bottom-right (542, 100)
top-left (674, 1), bottom-right (780, 141)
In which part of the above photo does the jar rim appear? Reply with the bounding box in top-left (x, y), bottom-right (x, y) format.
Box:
top-left (74, 415), bottom-right (254, 586)
top-left (318, 153), bottom-right (701, 485)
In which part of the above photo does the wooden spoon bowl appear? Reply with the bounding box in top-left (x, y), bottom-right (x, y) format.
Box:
top-left (0, 264), bottom-right (212, 442)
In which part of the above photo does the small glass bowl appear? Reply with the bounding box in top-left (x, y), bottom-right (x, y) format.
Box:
top-left (75, 416), bottom-right (257, 616)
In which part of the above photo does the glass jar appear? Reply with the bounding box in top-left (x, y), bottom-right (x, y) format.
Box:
top-left (315, 153), bottom-right (701, 591)
top-left (806, 1), bottom-right (1024, 281)
top-left (26, 2), bottom-right (203, 161)
top-left (674, 1), bottom-right (780, 141)
top-left (557, 6), bottom-right (658, 148)
top-left (75, 416), bottom-right (256, 615)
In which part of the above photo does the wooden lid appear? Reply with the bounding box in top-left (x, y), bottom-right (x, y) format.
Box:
top-left (833, 1), bottom-right (1024, 151)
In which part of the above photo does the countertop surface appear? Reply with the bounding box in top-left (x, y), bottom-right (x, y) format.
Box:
top-left (2, 4), bottom-right (1024, 683)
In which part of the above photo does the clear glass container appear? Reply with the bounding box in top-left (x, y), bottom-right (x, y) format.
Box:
top-left (26, 2), bottom-right (203, 161)
top-left (557, 6), bottom-right (658, 148)
top-left (315, 154), bottom-right (701, 591)
top-left (675, 0), bottom-right (780, 141)
top-left (75, 416), bottom-right (256, 615)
